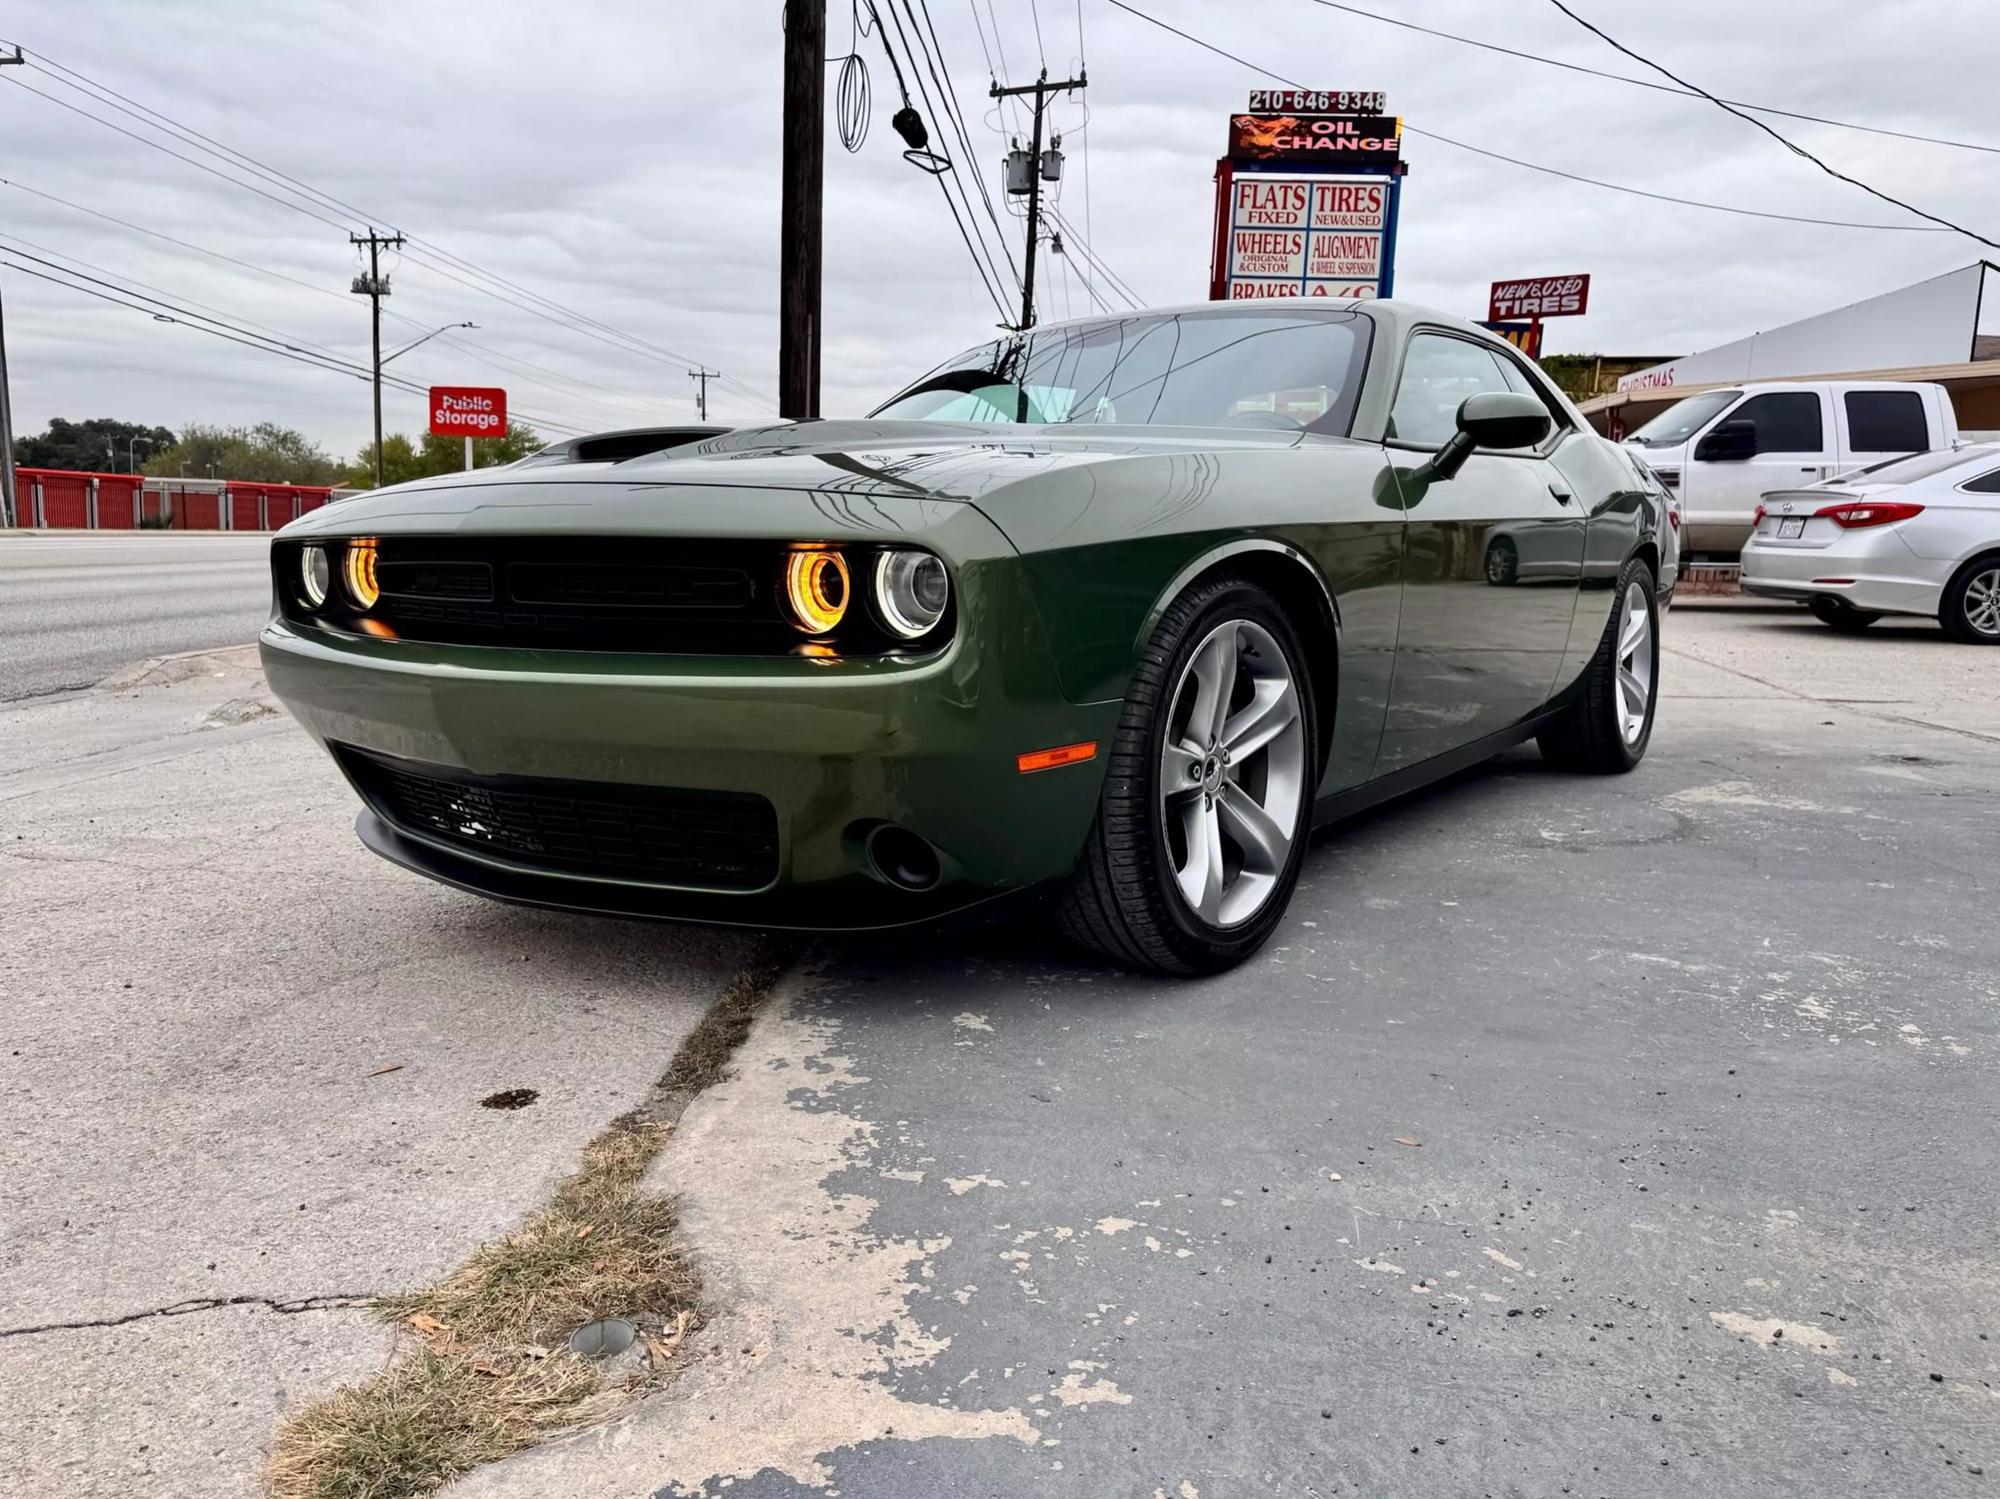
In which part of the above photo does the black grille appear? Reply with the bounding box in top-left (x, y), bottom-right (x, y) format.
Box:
top-left (339, 747), bottom-right (780, 891)
top-left (275, 536), bottom-right (948, 656)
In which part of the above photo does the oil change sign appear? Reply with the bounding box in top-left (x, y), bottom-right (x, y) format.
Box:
top-left (428, 385), bottom-right (508, 437)
top-left (1219, 175), bottom-right (1390, 300)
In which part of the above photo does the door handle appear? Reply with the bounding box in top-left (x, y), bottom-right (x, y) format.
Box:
top-left (1549, 483), bottom-right (1574, 505)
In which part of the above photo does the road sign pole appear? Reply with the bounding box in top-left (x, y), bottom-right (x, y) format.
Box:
top-left (465, 436), bottom-right (473, 472)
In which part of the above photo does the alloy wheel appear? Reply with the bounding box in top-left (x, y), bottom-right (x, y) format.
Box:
top-left (1159, 618), bottom-right (1307, 928)
top-left (1964, 566), bottom-right (2000, 637)
top-left (1615, 578), bottom-right (1654, 746)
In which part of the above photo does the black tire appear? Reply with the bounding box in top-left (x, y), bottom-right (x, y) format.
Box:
top-left (1058, 577), bottom-right (1318, 976)
top-left (1808, 596), bottom-right (1882, 632)
top-left (1485, 536), bottom-right (1519, 586)
top-left (1939, 553), bottom-right (2000, 645)
top-left (1538, 556), bottom-right (1659, 775)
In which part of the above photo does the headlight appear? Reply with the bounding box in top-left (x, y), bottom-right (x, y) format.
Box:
top-left (872, 549), bottom-right (949, 639)
top-left (343, 539), bottom-right (380, 609)
top-left (783, 547), bottom-right (848, 634)
top-left (300, 546), bottom-right (331, 608)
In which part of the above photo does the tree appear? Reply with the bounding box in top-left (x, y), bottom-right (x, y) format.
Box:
top-left (346, 423), bottom-right (544, 488)
top-left (16, 417), bottom-right (177, 473)
top-left (144, 423), bottom-right (343, 485)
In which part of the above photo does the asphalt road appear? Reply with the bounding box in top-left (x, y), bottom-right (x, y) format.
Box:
top-left (3, 600), bottom-right (1995, 1497)
top-left (0, 532), bottom-right (272, 702)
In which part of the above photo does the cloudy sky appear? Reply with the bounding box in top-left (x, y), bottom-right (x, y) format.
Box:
top-left (1, 0), bottom-right (1993, 458)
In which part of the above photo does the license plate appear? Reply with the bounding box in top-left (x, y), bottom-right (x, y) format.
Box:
top-left (1778, 517), bottom-right (1806, 539)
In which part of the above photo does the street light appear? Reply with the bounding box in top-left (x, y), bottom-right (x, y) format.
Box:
top-left (127, 435), bottom-right (153, 473)
top-left (381, 321), bottom-right (477, 367)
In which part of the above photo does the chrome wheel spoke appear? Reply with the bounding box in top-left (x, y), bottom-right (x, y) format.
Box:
top-left (1617, 666), bottom-right (1647, 721)
top-left (1216, 782), bottom-right (1287, 874)
top-left (1221, 676), bottom-right (1299, 760)
top-left (1162, 740), bottom-right (1205, 799)
top-left (1174, 799), bottom-right (1226, 922)
top-left (1188, 625), bottom-right (1239, 746)
top-left (1619, 602), bottom-right (1647, 657)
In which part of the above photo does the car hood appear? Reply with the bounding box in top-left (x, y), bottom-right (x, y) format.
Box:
top-left (289, 419), bottom-right (1324, 533)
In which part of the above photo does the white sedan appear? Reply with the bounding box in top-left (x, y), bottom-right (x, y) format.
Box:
top-left (1740, 443), bottom-right (2000, 643)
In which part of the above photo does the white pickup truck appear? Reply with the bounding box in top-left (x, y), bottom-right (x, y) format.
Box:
top-left (1621, 380), bottom-right (1958, 556)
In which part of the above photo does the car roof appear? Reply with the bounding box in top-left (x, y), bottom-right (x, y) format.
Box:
top-left (1018, 297), bottom-right (1489, 343)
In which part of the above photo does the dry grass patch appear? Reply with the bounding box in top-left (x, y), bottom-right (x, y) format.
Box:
top-left (266, 962), bottom-right (784, 1499)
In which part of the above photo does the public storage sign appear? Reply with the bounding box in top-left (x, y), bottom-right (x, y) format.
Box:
top-left (1488, 275), bottom-right (1590, 321)
top-left (428, 386), bottom-right (508, 437)
top-left (1221, 175), bottom-right (1389, 300)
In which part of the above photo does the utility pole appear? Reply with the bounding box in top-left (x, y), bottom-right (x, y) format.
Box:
top-left (991, 69), bottom-right (1086, 332)
top-left (349, 228), bottom-right (406, 488)
top-left (689, 368), bottom-right (717, 421)
top-left (0, 46), bottom-right (24, 529)
top-left (779, 0), bottom-right (824, 420)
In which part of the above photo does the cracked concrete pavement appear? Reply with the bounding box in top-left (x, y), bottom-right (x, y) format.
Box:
top-left (0, 647), bottom-right (762, 1497)
top-left (445, 600), bottom-right (1999, 1499)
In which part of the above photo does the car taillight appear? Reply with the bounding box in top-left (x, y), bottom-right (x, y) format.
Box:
top-left (1752, 503), bottom-right (1766, 526)
top-left (1814, 500), bottom-right (1924, 529)
top-left (1667, 505), bottom-right (1681, 530)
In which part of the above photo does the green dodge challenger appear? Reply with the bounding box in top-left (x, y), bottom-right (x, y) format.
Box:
top-left (263, 300), bottom-right (1671, 974)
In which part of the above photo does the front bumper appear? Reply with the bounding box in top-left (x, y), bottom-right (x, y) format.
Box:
top-left (1739, 530), bottom-right (1943, 616)
top-left (260, 555), bottom-right (1119, 930)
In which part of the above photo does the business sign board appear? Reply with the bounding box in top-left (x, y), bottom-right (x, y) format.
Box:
top-left (1228, 114), bottom-right (1402, 171)
top-left (1480, 320), bottom-right (1544, 359)
top-left (428, 386), bottom-right (508, 438)
top-left (1615, 262), bottom-right (1987, 393)
top-left (1489, 275), bottom-right (1590, 322)
top-left (1214, 173), bottom-right (1394, 301)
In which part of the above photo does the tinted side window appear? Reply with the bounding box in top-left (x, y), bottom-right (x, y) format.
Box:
top-left (1389, 334), bottom-right (1513, 447)
top-left (1734, 392), bottom-right (1823, 452)
top-left (1962, 468), bottom-right (2000, 494)
top-left (1844, 390), bottom-right (1929, 453)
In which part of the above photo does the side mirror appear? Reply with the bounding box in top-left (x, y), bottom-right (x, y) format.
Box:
top-left (1695, 417), bottom-right (1758, 462)
top-left (1427, 392), bottom-right (1552, 482)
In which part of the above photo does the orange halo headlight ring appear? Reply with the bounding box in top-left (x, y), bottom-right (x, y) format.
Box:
top-left (784, 547), bottom-right (849, 635)
top-left (342, 538), bottom-right (380, 610)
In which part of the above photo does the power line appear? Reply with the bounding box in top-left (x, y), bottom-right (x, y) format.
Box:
top-left (5, 257), bottom-right (584, 431)
top-left (1106, 1), bottom-right (1955, 235)
top-left (910, 0), bottom-right (1021, 287)
top-left (0, 44), bottom-right (775, 409)
top-left (0, 256), bottom-right (588, 433)
top-left (0, 180), bottom-right (667, 426)
top-left (1543, 0), bottom-right (2000, 252)
top-left (891, 0), bottom-right (1018, 295)
top-left (868, 2), bottom-right (1015, 319)
top-left (1300, 0), bottom-right (2000, 157)
top-left (0, 74), bottom-right (352, 231)
top-left (1044, 207), bottom-right (1143, 308)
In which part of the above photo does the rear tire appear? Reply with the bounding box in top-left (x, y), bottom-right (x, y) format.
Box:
top-left (1538, 557), bottom-right (1658, 774)
top-left (1058, 577), bottom-right (1318, 976)
top-left (1939, 554), bottom-right (2000, 645)
top-left (1809, 596), bottom-right (1882, 632)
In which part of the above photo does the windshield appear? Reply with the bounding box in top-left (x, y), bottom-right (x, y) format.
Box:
top-left (872, 309), bottom-right (1369, 435)
top-left (1628, 389), bottom-right (1742, 446)
top-left (1824, 445), bottom-right (1997, 486)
